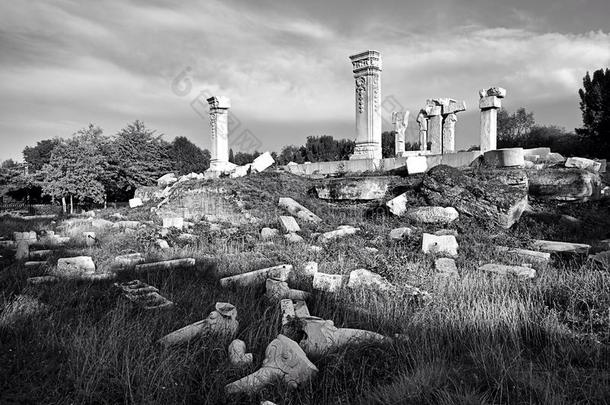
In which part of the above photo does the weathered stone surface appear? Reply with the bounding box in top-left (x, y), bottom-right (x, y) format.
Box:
top-left (163, 217), bottom-right (184, 229)
top-left (279, 216), bottom-right (300, 233)
top-left (157, 173), bottom-right (177, 187)
top-left (280, 299), bottom-right (296, 325)
top-left (406, 156), bottom-right (428, 174)
top-left (318, 226), bottom-right (359, 243)
top-left (302, 261), bottom-right (318, 277)
top-left (293, 300), bottom-right (310, 318)
top-left (220, 264), bottom-right (293, 288)
top-left (422, 233), bottom-right (458, 257)
top-left (113, 220), bottom-right (141, 229)
top-left (266, 279), bottom-right (310, 301)
top-left (386, 193), bottom-right (409, 216)
top-left (284, 233), bottom-right (304, 243)
top-left (24, 261), bottom-right (46, 268)
top-left (313, 177), bottom-right (390, 200)
top-left (312, 272), bottom-right (345, 292)
top-left (435, 258), bottom-right (458, 276)
top-left (347, 269), bottom-right (395, 292)
top-left (260, 227), bottom-right (279, 240)
top-left (483, 148), bottom-right (525, 167)
top-left (159, 302), bottom-right (238, 346)
top-left (421, 165), bottom-right (528, 228)
top-left (250, 152), bottom-right (275, 173)
top-left (14, 231), bottom-right (37, 243)
top-left (134, 258), bottom-right (196, 273)
top-left (479, 263), bottom-right (536, 279)
top-left (404, 206), bottom-right (459, 224)
top-left (565, 157), bottom-right (601, 172)
top-left (496, 246), bottom-right (550, 266)
top-left (389, 227), bottom-right (413, 241)
top-left (225, 334), bottom-right (317, 395)
top-left (111, 253), bottom-right (146, 270)
top-left (115, 280), bottom-right (174, 310)
top-left (15, 240), bottom-right (29, 260)
top-left (129, 198), bottom-right (143, 208)
top-left (480, 87), bottom-right (507, 98)
top-left (434, 229), bottom-right (458, 237)
top-left (29, 249), bottom-right (52, 260)
top-left (299, 317), bottom-right (390, 358)
top-left (228, 339), bottom-right (253, 367)
top-left (479, 95), bottom-right (502, 109)
top-left (278, 197), bottom-right (321, 223)
top-left (55, 256), bottom-right (95, 277)
top-left (527, 168), bottom-right (602, 201)
top-left (531, 240), bottom-right (590, 254)
top-left (27, 275), bottom-right (59, 285)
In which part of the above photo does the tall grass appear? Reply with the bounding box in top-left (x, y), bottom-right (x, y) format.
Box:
top-left (1, 173), bottom-right (609, 404)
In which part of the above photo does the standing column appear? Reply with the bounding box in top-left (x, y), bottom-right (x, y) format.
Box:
top-left (416, 110), bottom-right (428, 151)
top-left (392, 110), bottom-right (409, 157)
top-left (425, 100), bottom-right (442, 154)
top-left (207, 96), bottom-right (231, 171)
top-left (349, 50), bottom-right (382, 160)
top-left (441, 100), bottom-right (466, 154)
top-left (479, 87), bottom-right (506, 152)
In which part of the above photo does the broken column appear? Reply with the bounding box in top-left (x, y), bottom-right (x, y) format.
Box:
top-left (349, 50), bottom-right (383, 160)
top-left (416, 110), bottom-right (428, 151)
top-left (441, 99), bottom-right (466, 154)
top-left (207, 96), bottom-right (235, 172)
top-left (425, 100), bottom-right (443, 154)
top-left (391, 110), bottom-right (409, 157)
top-left (479, 87), bottom-right (506, 152)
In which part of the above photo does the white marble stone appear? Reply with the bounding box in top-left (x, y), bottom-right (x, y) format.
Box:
top-left (278, 197), bottom-right (321, 223)
top-left (349, 50), bottom-right (383, 160)
top-left (405, 206), bottom-right (459, 224)
top-left (157, 173), bottom-right (177, 187)
top-left (392, 111), bottom-right (409, 156)
top-left (163, 217), bottom-right (184, 229)
top-left (251, 152), bottom-right (275, 173)
top-left (318, 226), bottom-right (359, 243)
top-left (129, 197), bottom-right (143, 208)
top-left (386, 192), bottom-right (409, 216)
top-left (284, 233), bottom-right (304, 243)
top-left (421, 233), bottom-right (458, 257)
top-left (565, 157), bottom-right (601, 172)
top-left (479, 263), bottom-right (536, 279)
top-left (406, 156), bottom-right (428, 174)
top-left (389, 227), bottom-right (412, 240)
top-left (134, 258), bottom-right (196, 272)
top-left (228, 339), bottom-right (253, 367)
top-left (260, 227), bottom-right (279, 240)
top-left (312, 272), bottom-right (344, 293)
top-left (220, 264), bottom-right (293, 288)
top-left (347, 269), bottom-right (395, 292)
top-left (435, 258), bottom-right (458, 276)
top-left (442, 113), bottom-right (457, 153)
top-left (483, 148), bottom-right (525, 167)
top-left (531, 240), bottom-right (590, 254)
top-left (279, 216), bottom-right (300, 233)
top-left (56, 256), bottom-right (96, 277)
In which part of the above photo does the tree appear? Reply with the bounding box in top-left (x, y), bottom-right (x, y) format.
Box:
top-left (576, 68), bottom-right (610, 157)
top-left (497, 107), bottom-right (535, 148)
top-left (23, 139), bottom-right (61, 172)
top-left (105, 120), bottom-right (173, 197)
top-left (169, 136), bottom-right (210, 175)
top-left (277, 145), bottom-right (305, 165)
top-left (233, 150), bottom-right (261, 166)
top-left (228, 148), bottom-right (235, 163)
top-left (41, 124), bottom-right (107, 213)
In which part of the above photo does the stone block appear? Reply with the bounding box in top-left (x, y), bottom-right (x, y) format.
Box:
top-left (278, 197), bottom-right (321, 223)
top-left (230, 164), bottom-right (251, 178)
top-left (523, 147), bottom-right (551, 158)
top-left (260, 227), bottom-right (279, 240)
top-left (279, 216), bottom-right (300, 233)
top-left (56, 256), bottom-right (96, 277)
top-left (527, 168), bottom-right (602, 201)
top-left (302, 261), bottom-right (318, 277)
top-left (265, 279), bottom-right (310, 301)
top-left (565, 157), bottom-right (601, 172)
top-left (483, 148), bottom-right (525, 167)
top-left (531, 240), bottom-right (590, 254)
top-left (406, 156), bottom-right (428, 174)
top-left (134, 258), bottom-right (196, 272)
top-left (495, 246), bottom-right (550, 266)
top-left (421, 233), bottom-right (458, 257)
top-left (228, 339), bottom-right (253, 367)
top-left (29, 249), bottom-right (52, 260)
top-left (479, 263), bottom-right (536, 279)
top-left (318, 226), bottom-right (359, 243)
top-left (389, 227), bottom-right (412, 240)
top-left (443, 100), bottom-right (466, 114)
top-left (220, 264), bottom-right (293, 288)
top-left (479, 96), bottom-right (502, 110)
top-left (386, 192), bottom-right (409, 216)
top-left (405, 206), bottom-right (459, 224)
top-left (434, 258), bottom-right (458, 276)
top-left (312, 272), bottom-right (344, 292)
top-left (112, 253), bottom-right (145, 270)
top-left (313, 177), bottom-right (390, 200)
top-left (284, 233), bottom-right (304, 243)
top-left (347, 269), bottom-right (395, 292)
top-left (129, 198), bottom-right (143, 208)
top-left (156, 239), bottom-right (170, 249)
top-left (251, 152), bottom-right (275, 173)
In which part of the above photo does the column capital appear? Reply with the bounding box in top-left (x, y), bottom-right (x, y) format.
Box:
top-left (479, 95), bottom-right (502, 110)
top-left (350, 50), bottom-right (382, 77)
top-left (207, 96), bottom-right (231, 110)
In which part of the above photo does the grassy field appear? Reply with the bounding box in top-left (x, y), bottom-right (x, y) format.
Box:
top-left (0, 172), bottom-right (609, 404)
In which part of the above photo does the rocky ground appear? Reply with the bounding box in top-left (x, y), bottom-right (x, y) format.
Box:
top-left (0, 166), bottom-right (609, 404)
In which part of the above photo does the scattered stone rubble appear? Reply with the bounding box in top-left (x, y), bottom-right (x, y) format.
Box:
top-left (115, 280), bottom-right (174, 310)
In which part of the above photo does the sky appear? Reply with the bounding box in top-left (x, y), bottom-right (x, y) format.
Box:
top-left (1, 0), bottom-right (609, 162)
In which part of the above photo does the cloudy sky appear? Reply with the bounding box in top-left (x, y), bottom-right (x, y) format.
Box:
top-left (1, 0), bottom-right (609, 162)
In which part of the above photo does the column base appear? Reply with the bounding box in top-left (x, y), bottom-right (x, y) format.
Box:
top-left (206, 160), bottom-right (237, 177)
top-left (349, 143), bottom-right (382, 160)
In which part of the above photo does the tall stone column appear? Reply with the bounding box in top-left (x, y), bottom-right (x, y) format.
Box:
top-left (425, 100), bottom-right (443, 154)
top-left (441, 99), bottom-right (466, 154)
top-left (479, 87), bottom-right (506, 152)
top-left (349, 50), bottom-right (382, 160)
top-left (207, 96), bottom-right (232, 171)
top-left (392, 110), bottom-right (409, 157)
top-left (416, 110), bottom-right (428, 151)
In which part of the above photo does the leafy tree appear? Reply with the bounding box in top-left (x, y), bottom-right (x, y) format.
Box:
top-left (576, 68), bottom-right (610, 157)
top-left (303, 135), bottom-right (354, 162)
top-left (228, 148), bottom-right (235, 163)
top-left (382, 131), bottom-right (394, 158)
top-left (40, 124), bottom-right (107, 213)
top-left (233, 150), bottom-right (261, 166)
top-left (497, 107), bottom-right (535, 147)
top-left (169, 136), bottom-right (210, 175)
top-left (277, 145), bottom-right (305, 165)
top-left (23, 139), bottom-right (61, 172)
top-left (105, 120), bottom-right (173, 197)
